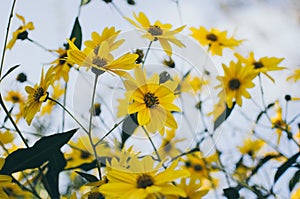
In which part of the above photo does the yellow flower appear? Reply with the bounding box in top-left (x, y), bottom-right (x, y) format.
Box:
top-left (0, 131), bottom-right (14, 145)
top-left (287, 68), bottom-right (300, 83)
top-left (216, 61), bottom-right (256, 108)
top-left (50, 47), bottom-right (72, 82)
top-left (4, 91), bottom-right (25, 104)
top-left (99, 156), bottom-right (189, 199)
top-left (41, 82), bottom-right (65, 115)
top-left (6, 14), bottom-right (34, 50)
top-left (190, 26), bottom-right (242, 56)
top-left (235, 52), bottom-right (285, 82)
top-left (67, 40), bottom-right (139, 76)
top-left (182, 152), bottom-right (209, 180)
top-left (84, 27), bottom-right (124, 53)
top-left (23, 67), bottom-right (55, 125)
top-left (291, 186), bottom-right (300, 199)
top-left (2, 183), bottom-right (33, 199)
top-left (125, 12), bottom-right (186, 56)
top-left (165, 177), bottom-right (208, 199)
top-left (173, 73), bottom-right (209, 95)
top-left (271, 101), bottom-right (291, 144)
top-left (0, 158), bottom-right (12, 199)
top-left (238, 138), bottom-right (265, 158)
top-left (158, 128), bottom-right (185, 160)
top-left (123, 67), bottom-right (180, 133)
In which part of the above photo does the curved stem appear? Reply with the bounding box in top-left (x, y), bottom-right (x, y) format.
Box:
top-left (88, 74), bottom-right (102, 180)
top-left (0, 0), bottom-right (17, 78)
top-left (142, 126), bottom-right (161, 162)
top-left (48, 97), bottom-right (89, 134)
top-left (61, 82), bottom-right (68, 132)
top-left (142, 41), bottom-right (152, 69)
top-left (26, 38), bottom-right (56, 56)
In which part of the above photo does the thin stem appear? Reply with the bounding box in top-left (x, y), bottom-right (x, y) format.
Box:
top-left (111, 2), bottom-right (126, 19)
top-left (142, 41), bottom-right (153, 69)
top-left (258, 73), bottom-right (271, 120)
top-left (142, 126), bottom-right (161, 162)
top-left (95, 118), bottom-right (125, 146)
top-left (48, 97), bottom-right (89, 134)
top-left (62, 82), bottom-right (68, 132)
top-left (26, 38), bottom-right (56, 56)
top-left (0, 0), bottom-right (17, 78)
top-left (174, 0), bottom-right (183, 25)
top-left (87, 74), bottom-right (102, 180)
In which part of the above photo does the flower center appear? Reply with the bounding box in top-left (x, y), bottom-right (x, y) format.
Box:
top-left (206, 33), bottom-right (218, 42)
top-left (59, 52), bottom-right (67, 65)
top-left (92, 57), bottom-right (107, 68)
top-left (17, 30), bottom-right (28, 40)
top-left (80, 150), bottom-right (91, 159)
top-left (194, 164), bottom-right (203, 171)
top-left (185, 161), bottom-right (192, 167)
top-left (148, 25), bottom-right (163, 41)
top-left (228, 78), bottom-right (241, 90)
top-left (88, 192), bottom-right (105, 199)
top-left (253, 61), bottom-right (264, 69)
top-left (137, 174), bottom-right (154, 188)
top-left (144, 92), bottom-right (159, 108)
top-left (11, 95), bottom-right (20, 103)
top-left (34, 87), bottom-right (47, 102)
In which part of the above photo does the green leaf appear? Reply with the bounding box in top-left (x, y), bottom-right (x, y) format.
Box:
top-left (289, 169), bottom-right (300, 191)
top-left (120, 114), bottom-right (138, 149)
top-left (214, 102), bottom-right (235, 130)
top-left (69, 17), bottom-right (82, 50)
top-left (0, 128), bottom-right (78, 174)
top-left (251, 154), bottom-right (281, 176)
top-left (0, 64), bottom-right (20, 82)
top-left (76, 171), bottom-right (99, 182)
top-left (223, 187), bottom-right (240, 199)
top-left (274, 151), bottom-right (300, 183)
top-left (42, 151), bottom-right (66, 199)
top-left (81, 0), bottom-right (91, 6)
top-left (255, 102), bottom-right (275, 123)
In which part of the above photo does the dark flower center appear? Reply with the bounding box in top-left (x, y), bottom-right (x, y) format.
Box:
top-left (17, 30), bottom-right (28, 40)
top-left (34, 87), bottom-right (47, 102)
top-left (59, 52), bottom-right (67, 65)
top-left (92, 57), bottom-right (107, 67)
top-left (163, 141), bottom-right (172, 152)
top-left (88, 192), bottom-right (105, 199)
top-left (228, 78), bottom-right (241, 90)
top-left (185, 161), bottom-right (192, 167)
top-left (194, 164), bottom-right (203, 171)
top-left (206, 33), bottom-right (218, 42)
top-left (144, 92), bottom-right (159, 108)
top-left (253, 61), bottom-right (264, 69)
top-left (137, 174), bottom-right (154, 188)
top-left (11, 95), bottom-right (20, 103)
top-left (148, 25), bottom-right (163, 41)
top-left (80, 151), bottom-right (91, 159)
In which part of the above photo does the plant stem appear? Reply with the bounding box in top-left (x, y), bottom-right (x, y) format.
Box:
top-left (88, 74), bottom-right (102, 180)
top-left (142, 41), bottom-right (152, 69)
top-left (142, 126), bottom-right (161, 162)
top-left (0, 0), bottom-right (17, 78)
top-left (61, 82), bottom-right (68, 132)
top-left (48, 97), bottom-right (89, 134)
top-left (27, 38), bottom-right (56, 56)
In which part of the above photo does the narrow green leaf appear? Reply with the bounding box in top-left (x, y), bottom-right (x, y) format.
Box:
top-left (289, 169), bottom-right (300, 191)
top-left (69, 18), bottom-right (82, 50)
top-left (223, 187), bottom-right (240, 199)
top-left (251, 154), bottom-right (281, 176)
top-left (0, 128), bottom-right (78, 174)
top-left (214, 102), bottom-right (235, 130)
top-left (76, 171), bottom-right (99, 182)
top-left (274, 151), bottom-right (300, 183)
top-left (120, 114), bottom-right (138, 149)
top-left (0, 64), bottom-right (20, 82)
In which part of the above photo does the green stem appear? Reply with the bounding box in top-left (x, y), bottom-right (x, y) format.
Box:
top-left (0, 0), bottom-right (17, 78)
top-left (27, 38), bottom-right (56, 56)
top-left (142, 126), bottom-right (161, 162)
top-left (48, 97), bottom-right (89, 134)
top-left (142, 41), bottom-right (152, 69)
top-left (62, 82), bottom-right (68, 132)
top-left (88, 74), bottom-right (102, 180)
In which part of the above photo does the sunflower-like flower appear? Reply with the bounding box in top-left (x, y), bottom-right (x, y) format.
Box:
top-left (0, 158), bottom-right (12, 199)
top-left (23, 67), bottom-right (55, 125)
top-left (122, 67), bottom-right (180, 133)
top-left (4, 91), bottom-right (26, 123)
top-left (125, 12), bottom-right (186, 56)
top-left (190, 26), bottom-right (242, 56)
top-left (6, 14), bottom-right (34, 50)
top-left (50, 47), bottom-right (73, 82)
top-left (238, 138), bottom-right (265, 159)
top-left (165, 177), bottom-right (208, 199)
top-left (41, 82), bottom-right (65, 115)
top-left (235, 52), bottom-right (285, 82)
top-left (99, 156), bottom-right (189, 198)
top-left (216, 61), bottom-right (256, 108)
top-left (67, 40), bottom-right (139, 76)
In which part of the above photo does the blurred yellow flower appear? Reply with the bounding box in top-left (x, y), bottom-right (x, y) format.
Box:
top-left (235, 52), bottom-right (285, 82)
top-left (99, 156), bottom-right (189, 198)
top-left (0, 158), bottom-right (12, 199)
top-left (216, 61), bottom-right (256, 108)
top-left (6, 14), bottom-right (34, 50)
top-left (2, 183), bottom-right (33, 199)
top-left (287, 68), bottom-right (300, 83)
top-left (238, 138), bottom-right (265, 158)
top-left (190, 26), bottom-right (242, 56)
top-left (123, 67), bottom-right (180, 133)
top-left (50, 47), bottom-right (72, 82)
top-left (0, 130), bottom-right (14, 145)
top-left (4, 91), bottom-right (25, 104)
top-left (291, 186), bottom-right (300, 199)
top-left (23, 67), bottom-right (55, 125)
top-left (125, 12), bottom-right (186, 56)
